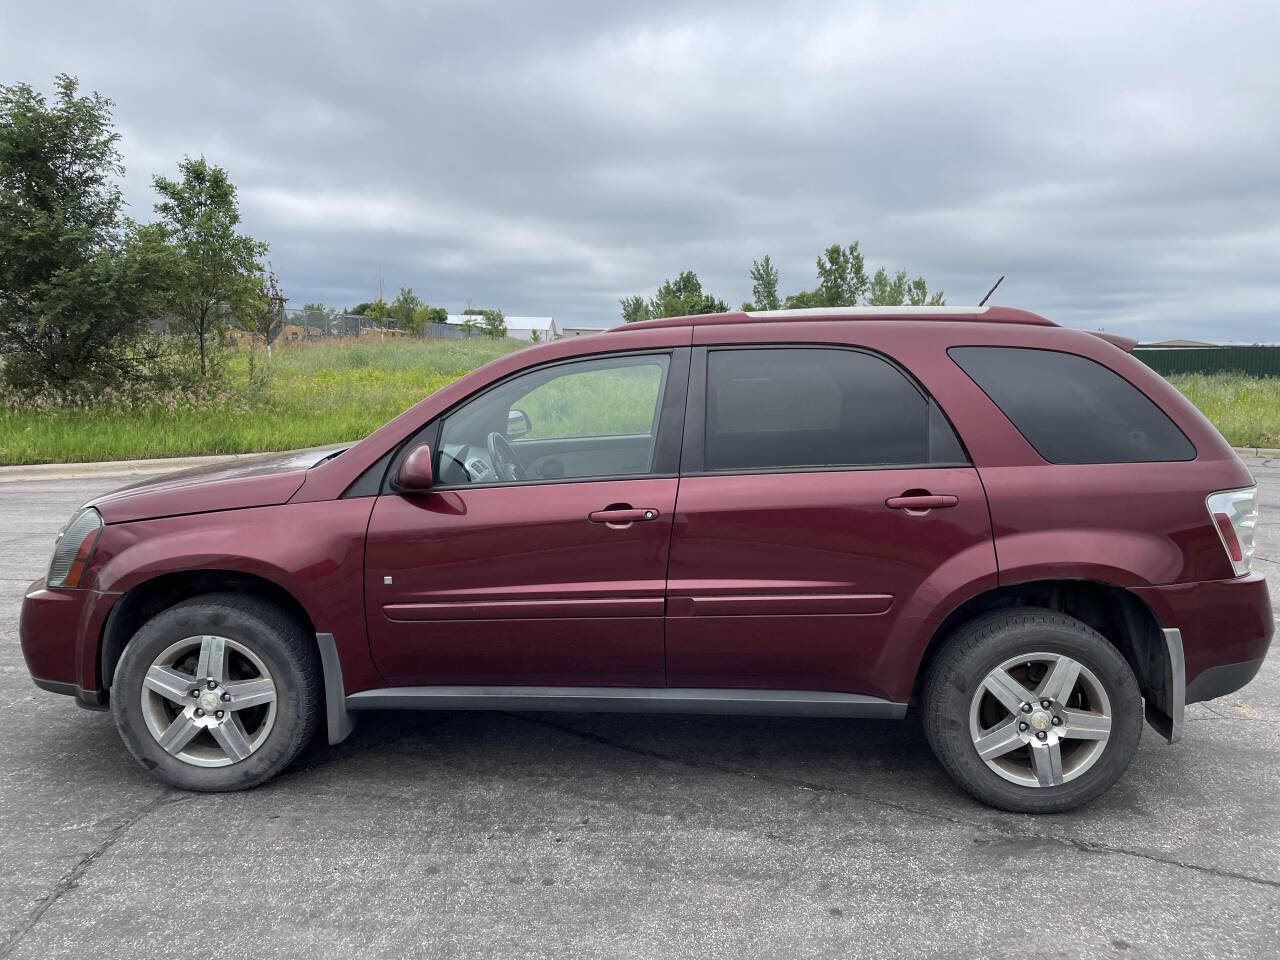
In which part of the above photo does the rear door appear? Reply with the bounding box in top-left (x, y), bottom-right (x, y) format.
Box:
top-left (665, 344), bottom-right (996, 701)
top-left (365, 348), bottom-right (689, 686)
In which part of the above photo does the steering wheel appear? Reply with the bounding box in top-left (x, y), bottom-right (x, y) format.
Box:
top-left (486, 431), bottom-right (526, 482)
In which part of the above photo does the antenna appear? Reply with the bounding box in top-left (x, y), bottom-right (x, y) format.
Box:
top-left (978, 275), bottom-right (1004, 307)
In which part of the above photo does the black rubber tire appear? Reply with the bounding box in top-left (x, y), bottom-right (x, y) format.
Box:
top-left (110, 593), bottom-right (320, 792)
top-left (923, 608), bottom-right (1142, 814)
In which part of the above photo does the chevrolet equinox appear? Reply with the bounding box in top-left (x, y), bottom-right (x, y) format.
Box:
top-left (20, 306), bottom-right (1273, 812)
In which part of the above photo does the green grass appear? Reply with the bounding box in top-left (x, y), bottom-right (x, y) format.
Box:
top-left (0, 338), bottom-right (525, 464)
top-left (1, 346), bottom-right (1276, 465)
top-left (1166, 373), bottom-right (1280, 448)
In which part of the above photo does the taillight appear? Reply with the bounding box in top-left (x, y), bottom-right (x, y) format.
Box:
top-left (1206, 487), bottom-right (1257, 577)
top-left (47, 508), bottom-right (103, 588)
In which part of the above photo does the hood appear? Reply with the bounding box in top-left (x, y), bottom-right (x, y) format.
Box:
top-left (87, 446), bottom-right (346, 524)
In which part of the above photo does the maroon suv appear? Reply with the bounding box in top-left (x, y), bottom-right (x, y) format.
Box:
top-left (19, 306), bottom-right (1272, 812)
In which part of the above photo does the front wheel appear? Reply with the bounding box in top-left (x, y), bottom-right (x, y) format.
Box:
top-left (110, 594), bottom-right (320, 791)
top-left (923, 609), bottom-right (1143, 813)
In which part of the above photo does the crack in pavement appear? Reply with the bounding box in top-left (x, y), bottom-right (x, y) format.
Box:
top-left (514, 714), bottom-right (1280, 894)
top-left (0, 790), bottom-right (185, 958)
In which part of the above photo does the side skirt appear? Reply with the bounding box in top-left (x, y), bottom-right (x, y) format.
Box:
top-left (344, 685), bottom-right (908, 719)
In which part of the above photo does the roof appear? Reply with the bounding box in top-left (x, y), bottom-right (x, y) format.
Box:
top-left (611, 305), bottom-right (1055, 332)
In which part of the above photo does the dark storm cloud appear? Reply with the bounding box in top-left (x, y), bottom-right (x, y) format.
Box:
top-left (3, 1), bottom-right (1278, 338)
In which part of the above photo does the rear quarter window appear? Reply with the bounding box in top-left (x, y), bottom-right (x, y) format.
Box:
top-left (949, 346), bottom-right (1195, 464)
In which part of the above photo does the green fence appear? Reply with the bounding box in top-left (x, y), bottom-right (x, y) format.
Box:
top-left (1134, 346), bottom-right (1280, 377)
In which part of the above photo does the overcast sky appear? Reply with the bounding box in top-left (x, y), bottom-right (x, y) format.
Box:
top-left (4, 1), bottom-right (1279, 339)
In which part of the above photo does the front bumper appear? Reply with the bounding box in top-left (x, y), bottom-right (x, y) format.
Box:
top-left (19, 577), bottom-right (118, 709)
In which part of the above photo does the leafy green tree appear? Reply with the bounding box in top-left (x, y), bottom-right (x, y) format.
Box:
top-left (0, 75), bottom-right (169, 394)
top-left (746, 255), bottom-right (781, 311)
top-left (624, 270), bottom-right (728, 322)
top-left (784, 242), bottom-right (944, 308)
top-left (390, 287), bottom-right (423, 328)
top-left (245, 267), bottom-right (286, 376)
top-left (619, 294), bottom-right (650, 324)
top-left (866, 268), bottom-right (945, 306)
top-left (152, 156), bottom-right (267, 376)
top-left (529, 329), bottom-right (542, 344)
top-left (784, 242), bottom-right (869, 308)
top-left (479, 309), bottom-right (507, 339)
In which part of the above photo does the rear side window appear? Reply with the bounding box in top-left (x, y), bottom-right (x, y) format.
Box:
top-left (949, 346), bottom-right (1195, 464)
top-left (703, 347), bottom-right (966, 471)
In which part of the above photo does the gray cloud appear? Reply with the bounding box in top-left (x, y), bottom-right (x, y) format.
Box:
top-left (3, 0), bottom-right (1279, 338)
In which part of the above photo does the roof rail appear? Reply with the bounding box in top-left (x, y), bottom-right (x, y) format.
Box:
top-left (611, 305), bottom-right (1056, 332)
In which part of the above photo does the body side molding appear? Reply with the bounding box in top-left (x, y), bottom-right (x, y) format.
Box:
top-left (344, 685), bottom-right (907, 719)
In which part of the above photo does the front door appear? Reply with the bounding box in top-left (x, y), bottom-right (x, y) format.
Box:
top-left (665, 345), bottom-right (997, 701)
top-left (365, 349), bottom-right (688, 686)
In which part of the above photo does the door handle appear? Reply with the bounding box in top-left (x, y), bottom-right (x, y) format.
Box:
top-left (588, 506), bottom-right (660, 526)
top-left (885, 494), bottom-right (959, 511)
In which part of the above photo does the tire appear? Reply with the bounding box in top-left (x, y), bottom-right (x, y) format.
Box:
top-left (923, 608), bottom-right (1142, 813)
top-left (110, 593), bottom-right (320, 791)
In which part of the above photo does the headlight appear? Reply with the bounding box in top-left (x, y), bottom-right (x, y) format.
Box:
top-left (47, 508), bottom-right (103, 588)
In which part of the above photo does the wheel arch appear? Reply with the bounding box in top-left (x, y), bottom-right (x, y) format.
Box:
top-left (99, 569), bottom-right (318, 694)
top-left (912, 579), bottom-right (1177, 736)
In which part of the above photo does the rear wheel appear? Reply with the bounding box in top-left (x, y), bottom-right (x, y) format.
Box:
top-left (923, 609), bottom-right (1142, 813)
top-left (111, 594), bottom-right (320, 791)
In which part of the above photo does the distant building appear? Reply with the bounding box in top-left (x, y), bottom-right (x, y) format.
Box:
top-left (444, 315), bottom-right (558, 342)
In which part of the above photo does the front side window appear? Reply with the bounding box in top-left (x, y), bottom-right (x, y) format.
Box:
top-left (703, 347), bottom-right (965, 472)
top-left (949, 346), bottom-right (1195, 464)
top-left (438, 353), bottom-right (670, 484)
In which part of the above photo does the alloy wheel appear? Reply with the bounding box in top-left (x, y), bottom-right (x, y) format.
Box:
top-left (968, 651), bottom-right (1112, 788)
top-left (139, 635), bottom-right (278, 767)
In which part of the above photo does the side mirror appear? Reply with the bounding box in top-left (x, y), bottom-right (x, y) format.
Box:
top-left (393, 443), bottom-right (434, 493)
top-left (506, 408), bottom-right (532, 439)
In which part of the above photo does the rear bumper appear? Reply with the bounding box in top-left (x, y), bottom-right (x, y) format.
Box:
top-left (19, 577), bottom-right (118, 708)
top-left (1132, 572), bottom-right (1273, 703)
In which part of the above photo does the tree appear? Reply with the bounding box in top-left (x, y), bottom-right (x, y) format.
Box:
top-left (783, 242), bottom-right (944, 308)
top-left (866, 268), bottom-right (946, 306)
top-left (390, 287), bottom-right (423, 328)
top-left (746, 255), bottom-right (781, 311)
top-left (529, 329), bottom-right (542, 343)
top-left (785, 242), bottom-right (869, 308)
top-left (479, 309), bottom-right (507, 339)
top-left (0, 75), bottom-right (168, 394)
top-left (619, 294), bottom-right (650, 324)
top-left (152, 156), bottom-right (267, 376)
top-left (364, 297), bottom-right (389, 325)
top-left (245, 267), bottom-right (286, 376)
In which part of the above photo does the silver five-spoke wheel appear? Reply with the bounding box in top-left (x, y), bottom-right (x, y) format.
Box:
top-left (968, 651), bottom-right (1112, 788)
top-left (140, 634), bottom-right (277, 767)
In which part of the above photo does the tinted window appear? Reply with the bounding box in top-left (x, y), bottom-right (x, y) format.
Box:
top-left (949, 347), bottom-right (1195, 464)
top-left (703, 348), bottom-right (963, 471)
top-left (438, 354), bottom-right (670, 484)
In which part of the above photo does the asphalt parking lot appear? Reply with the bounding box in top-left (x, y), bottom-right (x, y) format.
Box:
top-left (1, 461), bottom-right (1278, 959)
